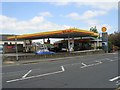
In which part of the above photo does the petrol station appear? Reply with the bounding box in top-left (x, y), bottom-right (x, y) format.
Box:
top-left (7, 28), bottom-right (99, 53)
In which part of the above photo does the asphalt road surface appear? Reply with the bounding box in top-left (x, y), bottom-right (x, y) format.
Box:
top-left (2, 53), bottom-right (119, 88)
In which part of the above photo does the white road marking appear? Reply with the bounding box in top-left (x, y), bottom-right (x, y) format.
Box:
top-left (109, 76), bottom-right (120, 82)
top-left (3, 55), bottom-right (84, 67)
top-left (99, 58), bottom-right (111, 62)
top-left (95, 61), bottom-right (102, 64)
top-left (81, 63), bottom-right (87, 68)
top-left (22, 70), bottom-right (32, 78)
top-left (106, 58), bottom-right (112, 61)
top-left (81, 63), bottom-right (87, 66)
top-left (98, 58), bottom-right (117, 62)
top-left (81, 61), bottom-right (102, 68)
top-left (81, 63), bottom-right (88, 68)
top-left (106, 58), bottom-right (117, 62)
top-left (6, 66), bottom-right (65, 83)
top-left (61, 66), bottom-right (65, 71)
top-left (110, 60), bottom-right (117, 62)
top-left (63, 60), bottom-right (102, 69)
top-left (64, 57), bottom-right (114, 68)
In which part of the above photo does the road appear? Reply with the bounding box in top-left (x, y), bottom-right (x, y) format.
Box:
top-left (2, 53), bottom-right (119, 88)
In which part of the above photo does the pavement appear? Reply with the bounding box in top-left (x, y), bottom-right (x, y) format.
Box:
top-left (2, 52), bottom-right (119, 89)
top-left (2, 49), bottom-right (104, 66)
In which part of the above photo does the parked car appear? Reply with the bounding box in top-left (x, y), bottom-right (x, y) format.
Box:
top-left (35, 49), bottom-right (55, 55)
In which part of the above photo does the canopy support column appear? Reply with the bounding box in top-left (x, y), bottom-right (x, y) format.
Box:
top-left (68, 36), bottom-right (70, 52)
top-left (43, 39), bottom-right (45, 44)
top-left (68, 36), bottom-right (74, 52)
top-left (15, 36), bottom-right (18, 61)
top-left (47, 38), bottom-right (50, 44)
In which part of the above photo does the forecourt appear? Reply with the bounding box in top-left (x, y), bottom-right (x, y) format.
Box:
top-left (7, 28), bottom-right (99, 53)
top-left (2, 53), bottom-right (118, 88)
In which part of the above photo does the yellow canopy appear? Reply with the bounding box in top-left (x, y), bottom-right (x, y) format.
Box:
top-left (7, 28), bottom-right (99, 40)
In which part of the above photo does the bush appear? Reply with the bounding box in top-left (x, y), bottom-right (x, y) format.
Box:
top-left (96, 46), bottom-right (102, 49)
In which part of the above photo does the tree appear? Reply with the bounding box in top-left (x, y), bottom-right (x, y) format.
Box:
top-left (90, 26), bottom-right (98, 33)
top-left (108, 32), bottom-right (120, 49)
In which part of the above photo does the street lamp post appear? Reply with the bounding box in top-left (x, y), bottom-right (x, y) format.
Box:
top-left (15, 35), bottom-right (18, 61)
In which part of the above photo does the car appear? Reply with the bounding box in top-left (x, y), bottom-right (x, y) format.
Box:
top-left (35, 49), bottom-right (55, 55)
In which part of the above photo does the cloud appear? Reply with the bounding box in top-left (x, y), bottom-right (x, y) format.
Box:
top-left (0, 15), bottom-right (17, 23)
top-left (39, 12), bottom-right (53, 17)
top-left (65, 9), bottom-right (116, 34)
top-left (82, 10), bottom-right (106, 19)
top-left (66, 10), bottom-right (107, 21)
top-left (51, 2), bottom-right (118, 34)
top-left (66, 12), bottom-right (80, 20)
top-left (85, 19), bottom-right (100, 26)
top-left (78, 2), bottom-right (118, 11)
top-left (50, 2), bottom-right (70, 6)
top-left (30, 16), bottom-right (45, 24)
top-left (51, 2), bottom-right (118, 11)
top-left (55, 2), bottom-right (117, 30)
top-left (0, 15), bottom-right (71, 34)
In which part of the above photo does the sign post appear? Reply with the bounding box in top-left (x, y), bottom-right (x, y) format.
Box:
top-left (15, 35), bottom-right (19, 60)
top-left (102, 27), bottom-right (108, 53)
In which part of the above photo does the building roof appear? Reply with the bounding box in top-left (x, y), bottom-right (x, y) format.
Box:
top-left (7, 28), bottom-right (99, 40)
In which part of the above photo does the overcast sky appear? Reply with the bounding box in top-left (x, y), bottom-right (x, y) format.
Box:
top-left (1, 1), bottom-right (118, 35)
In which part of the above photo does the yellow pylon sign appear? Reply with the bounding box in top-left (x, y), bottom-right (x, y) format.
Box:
top-left (102, 27), bottom-right (107, 32)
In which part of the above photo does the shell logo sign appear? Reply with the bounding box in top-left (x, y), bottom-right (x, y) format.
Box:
top-left (62, 30), bottom-right (72, 33)
top-left (102, 27), bottom-right (107, 32)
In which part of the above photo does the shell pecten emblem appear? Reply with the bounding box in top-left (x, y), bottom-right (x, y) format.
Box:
top-left (62, 30), bottom-right (72, 33)
top-left (102, 27), bottom-right (107, 32)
